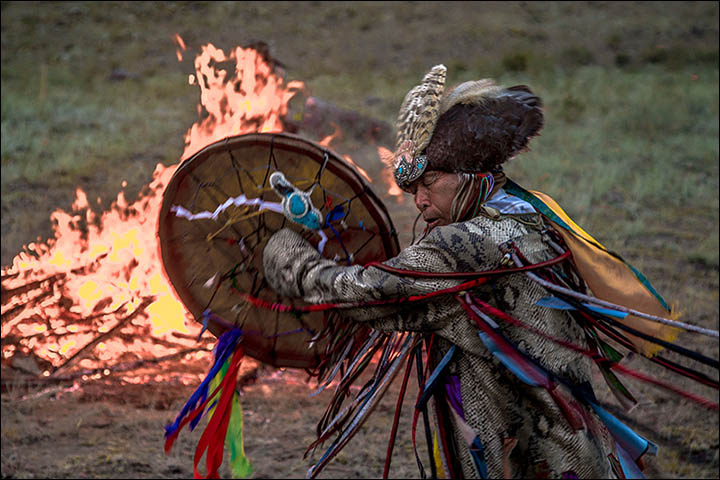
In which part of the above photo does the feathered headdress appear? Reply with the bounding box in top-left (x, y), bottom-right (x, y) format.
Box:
top-left (390, 64), bottom-right (447, 189)
top-left (388, 65), bottom-right (544, 191)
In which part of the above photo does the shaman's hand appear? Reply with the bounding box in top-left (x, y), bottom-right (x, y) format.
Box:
top-left (263, 228), bottom-right (323, 298)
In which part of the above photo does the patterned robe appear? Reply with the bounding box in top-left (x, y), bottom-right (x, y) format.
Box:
top-left (263, 211), bottom-right (620, 478)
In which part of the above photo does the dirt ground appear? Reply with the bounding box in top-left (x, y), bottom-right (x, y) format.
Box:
top-left (2, 345), bottom-right (718, 479)
top-left (1, 355), bottom-right (432, 479)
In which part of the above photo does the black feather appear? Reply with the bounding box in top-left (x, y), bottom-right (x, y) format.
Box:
top-left (425, 85), bottom-right (544, 173)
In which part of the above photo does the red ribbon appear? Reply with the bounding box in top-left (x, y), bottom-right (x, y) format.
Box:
top-left (163, 345), bottom-right (245, 479)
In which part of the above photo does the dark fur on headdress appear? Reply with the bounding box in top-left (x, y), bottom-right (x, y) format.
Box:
top-left (424, 83), bottom-right (544, 173)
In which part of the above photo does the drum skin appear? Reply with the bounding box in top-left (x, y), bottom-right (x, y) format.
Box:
top-left (158, 132), bottom-right (399, 369)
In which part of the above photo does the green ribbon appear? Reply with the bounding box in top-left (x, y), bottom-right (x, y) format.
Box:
top-left (208, 357), bottom-right (253, 478)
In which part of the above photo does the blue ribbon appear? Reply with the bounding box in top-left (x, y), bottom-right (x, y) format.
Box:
top-left (416, 345), bottom-right (457, 409)
top-left (164, 326), bottom-right (244, 437)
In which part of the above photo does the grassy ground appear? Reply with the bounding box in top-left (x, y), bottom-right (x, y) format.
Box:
top-left (2, 1), bottom-right (718, 478)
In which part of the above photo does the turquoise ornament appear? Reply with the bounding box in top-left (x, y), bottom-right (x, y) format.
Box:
top-left (270, 171), bottom-right (323, 230)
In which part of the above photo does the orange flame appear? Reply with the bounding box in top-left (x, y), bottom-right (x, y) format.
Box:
top-left (318, 121), bottom-right (342, 147)
top-left (1, 164), bottom-right (192, 375)
top-left (319, 122), bottom-right (372, 183)
top-left (343, 155), bottom-right (372, 183)
top-left (173, 33), bottom-right (187, 62)
top-left (181, 42), bottom-right (304, 160)
top-left (1, 41), bottom-right (305, 378)
top-left (377, 146), bottom-right (404, 203)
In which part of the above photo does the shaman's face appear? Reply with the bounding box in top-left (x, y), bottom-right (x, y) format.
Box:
top-left (408, 170), bottom-right (461, 229)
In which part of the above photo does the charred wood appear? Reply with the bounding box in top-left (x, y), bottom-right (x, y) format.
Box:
top-left (50, 297), bottom-right (155, 377)
top-left (1, 289), bottom-right (56, 324)
top-left (0, 270), bottom-right (21, 282)
top-left (1, 273), bottom-right (65, 306)
top-left (2, 346), bottom-right (213, 389)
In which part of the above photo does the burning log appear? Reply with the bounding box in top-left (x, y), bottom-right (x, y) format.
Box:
top-left (1, 254), bottom-right (113, 322)
top-left (1, 272), bottom-right (64, 324)
top-left (0, 161), bottom-right (207, 382)
top-left (2, 346), bottom-right (213, 388)
top-left (1, 271), bottom-right (20, 282)
top-left (1, 272), bottom-right (64, 306)
top-left (1, 289), bottom-right (55, 325)
top-left (50, 296), bottom-right (154, 377)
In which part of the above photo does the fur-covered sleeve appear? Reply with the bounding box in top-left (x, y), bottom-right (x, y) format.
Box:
top-left (262, 220), bottom-right (510, 330)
